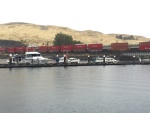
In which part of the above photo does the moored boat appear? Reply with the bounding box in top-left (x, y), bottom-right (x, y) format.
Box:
top-left (59, 57), bottom-right (71, 63)
top-left (7, 52), bottom-right (50, 64)
top-left (24, 52), bottom-right (50, 64)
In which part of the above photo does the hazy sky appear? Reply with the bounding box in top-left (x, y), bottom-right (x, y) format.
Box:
top-left (0, 0), bottom-right (150, 38)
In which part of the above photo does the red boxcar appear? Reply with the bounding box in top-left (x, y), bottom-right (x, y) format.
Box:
top-left (111, 43), bottom-right (129, 51)
top-left (60, 45), bottom-right (73, 52)
top-left (139, 46), bottom-right (150, 50)
top-left (0, 47), bottom-right (5, 52)
top-left (7, 47), bottom-right (16, 53)
top-left (73, 44), bottom-right (87, 52)
top-left (139, 42), bottom-right (150, 46)
top-left (38, 46), bottom-right (48, 53)
top-left (48, 46), bottom-right (60, 52)
top-left (87, 44), bottom-right (103, 52)
top-left (139, 42), bottom-right (150, 50)
top-left (15, 47), bottom-right (26, 53)
top-left (25, 47), bottom-right (35, 52)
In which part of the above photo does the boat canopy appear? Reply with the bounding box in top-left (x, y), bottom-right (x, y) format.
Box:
top-left (25, 52), bottom-right (41, 57)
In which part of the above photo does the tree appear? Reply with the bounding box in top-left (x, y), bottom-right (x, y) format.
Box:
top-left (116, 35), bottom-right (122, 39)
top-left (53, 33), bottom-right (82, 45)
top-left (72, 40), bottom-right (82, 44)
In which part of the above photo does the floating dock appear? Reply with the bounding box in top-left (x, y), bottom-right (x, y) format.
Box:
top-left (0, 62), bottom-right (150, 68)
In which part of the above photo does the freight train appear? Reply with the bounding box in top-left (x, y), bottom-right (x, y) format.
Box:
top-left (0, 42), bottom-right (150, 54)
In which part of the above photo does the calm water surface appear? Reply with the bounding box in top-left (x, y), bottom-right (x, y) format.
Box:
top-left (0, 65), bottom-right (150, 113)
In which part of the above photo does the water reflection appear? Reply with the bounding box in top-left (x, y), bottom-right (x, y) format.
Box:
top-left (0, 66), bottom-right (150, 113)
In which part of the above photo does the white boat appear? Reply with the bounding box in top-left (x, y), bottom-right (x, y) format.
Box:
top-left (7, 52), bottom-right (50, 64)
top-left (93, 56), bottom-right (118, 63)
top-left (68, 57), bottom-right (80, 64)
top-left (58, 57), bottom-right (80, 64)
top-left (24, 52), bottom-right (50, 64)
top-left (59, 57), bottom-right (71, 63)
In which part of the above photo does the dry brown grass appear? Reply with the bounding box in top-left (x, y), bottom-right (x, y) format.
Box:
top-left (0, 22), bottom-right (150, 46)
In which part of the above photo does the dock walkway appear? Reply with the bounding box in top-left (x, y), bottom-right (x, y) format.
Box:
top-left (0, 62), bottom-right (150, 68)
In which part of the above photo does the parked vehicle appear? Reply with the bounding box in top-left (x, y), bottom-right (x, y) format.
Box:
top-left (68, 57), bottom-right (80, 64)
top-left (59, 57), bottom-right (71, 63)
top-left (92, 56), bottom-right (118, 63)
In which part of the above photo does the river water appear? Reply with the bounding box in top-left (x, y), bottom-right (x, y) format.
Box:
top-left (0, 65), bottom-right (150, 113)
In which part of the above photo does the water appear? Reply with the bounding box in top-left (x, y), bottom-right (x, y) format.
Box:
top-left (0, 65), bottom-right (150, 113)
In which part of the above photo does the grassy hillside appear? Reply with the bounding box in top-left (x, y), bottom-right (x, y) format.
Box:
top-left (0, 22), bottom-right (150, 47)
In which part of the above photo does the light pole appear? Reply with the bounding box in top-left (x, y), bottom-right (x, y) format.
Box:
top-left (88, 55), bottom-right (90, 63)
top-left (133, 55), bottom-right (135, 64)
top-left (64, 54), bottom-right (66, 64)
top-left (103, 55), bottom-right (105, 64)
top-left (114, 55), bottom-right (116, 59)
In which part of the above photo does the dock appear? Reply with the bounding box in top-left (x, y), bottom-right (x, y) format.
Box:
top-left (0, 62), bottom-right (150, 68)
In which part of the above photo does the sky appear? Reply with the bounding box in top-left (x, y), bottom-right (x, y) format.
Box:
top-left (0, 0), bottom-right (150, 38)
